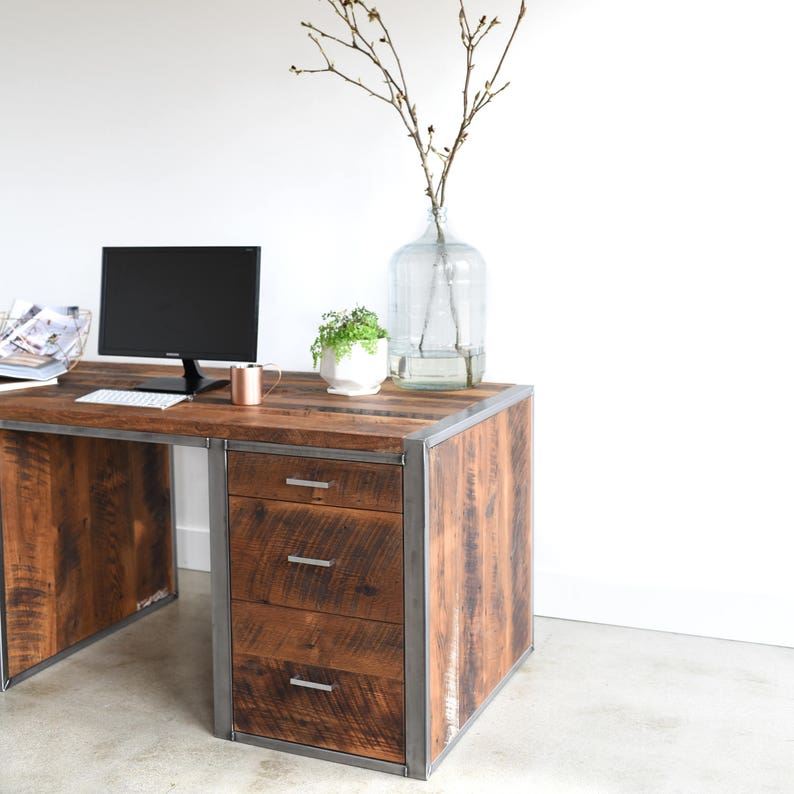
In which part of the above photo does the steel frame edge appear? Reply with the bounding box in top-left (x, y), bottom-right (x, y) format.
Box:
top-left (0, 480), bottom-right (8, 691)
top-left (403, 435), bottom-right (431, 779)
top-left (0, 594), bottom-right (176, 691)
top-left (168, 447), bottom-right (180, 598)
top-left (405, 384), bottom-right (533, 449)
top-left (208, 438), bottom-right (234, 739)
top-left (227, 439), bottom-right (403, 465)
top-left (427, 644), bottom-right (535, 777)
top-left (0, 419), bottom-right (208, 447)
top-left (234, 731), bottom-right (407, 777)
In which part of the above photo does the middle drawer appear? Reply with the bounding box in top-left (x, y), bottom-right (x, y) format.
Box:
top-left (229, 497), bottom-right (404, 624)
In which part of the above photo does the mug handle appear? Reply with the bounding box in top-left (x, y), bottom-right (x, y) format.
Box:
top-left (260, 362), bottom-right (282, 399)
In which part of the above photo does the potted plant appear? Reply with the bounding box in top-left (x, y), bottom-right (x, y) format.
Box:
top-left (310, 306), bottom-right (389, 396)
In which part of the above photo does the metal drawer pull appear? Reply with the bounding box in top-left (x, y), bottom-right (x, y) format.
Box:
top-left (285, 477), bottom-right (334, 489)
top-left (290, 676), bottom-right (334, 692)
top-left (287, 554), bottom-right (335, 568)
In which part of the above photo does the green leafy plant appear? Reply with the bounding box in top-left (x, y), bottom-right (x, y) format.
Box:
top-left (310, 306), bottom-right (388, 367)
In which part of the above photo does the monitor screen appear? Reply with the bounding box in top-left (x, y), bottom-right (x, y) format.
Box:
top-left (99, 246), bottom-right (260, 393)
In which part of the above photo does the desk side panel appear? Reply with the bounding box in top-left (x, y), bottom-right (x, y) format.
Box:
top-left (426, 396), bottom-right (533, 762)
top-left (0, 431), bottom-right (174, 678)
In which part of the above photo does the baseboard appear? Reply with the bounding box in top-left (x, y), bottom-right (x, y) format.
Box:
top-left (535, 569), bottom-right (794, 648)
top-left (176, 526), bottom-right (210, 573)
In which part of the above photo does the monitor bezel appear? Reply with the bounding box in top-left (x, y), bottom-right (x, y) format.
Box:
top-left (97, 245), bottom-right (261, 394)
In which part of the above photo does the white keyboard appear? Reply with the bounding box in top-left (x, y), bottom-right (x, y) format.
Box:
top-left (75, 389), bottom-right (189, 410)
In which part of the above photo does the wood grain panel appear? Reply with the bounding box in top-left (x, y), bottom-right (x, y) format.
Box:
top-left (227, 453), bottom-right (402, 513)
top-left (0, 363), bottom-right (516, 453)
top-left (229, 498), bottom-right (403, 623)
top-left (52, 434), bottom-right (96, 649)
top-left (232, 601), bottom-right (404, 762)
top-left (86, 437), bottom-right (138, 626)
top-left (0, 431), bottom-right (174, 678)
top-left (0, 432), bottom-right (58, 673)
top-left (426, 396), bottom-right (532, 762)
top-left (130, 442), bottom-right (175, 606)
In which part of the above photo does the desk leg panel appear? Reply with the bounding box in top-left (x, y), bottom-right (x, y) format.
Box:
top-left (426, 396), bottom-right (533, 764)
top-left (0, 431), bottom-right (175, 679)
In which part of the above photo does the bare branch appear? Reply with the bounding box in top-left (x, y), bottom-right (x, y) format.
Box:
top-left (291, 0), bottom-right (526, 213)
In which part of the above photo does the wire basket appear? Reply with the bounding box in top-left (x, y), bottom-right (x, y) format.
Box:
top-left (0, 307), bottom-right (92, 374)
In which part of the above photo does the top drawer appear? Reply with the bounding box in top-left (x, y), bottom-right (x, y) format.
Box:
top-left (227, 452), bottom-right (402, 513)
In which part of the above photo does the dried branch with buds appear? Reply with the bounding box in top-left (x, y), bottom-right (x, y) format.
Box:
top-left (291, 0), bottom-right (526, 231)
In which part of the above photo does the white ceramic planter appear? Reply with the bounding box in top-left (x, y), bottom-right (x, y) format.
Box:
top-left (319, 338), bottom-right (387, 396)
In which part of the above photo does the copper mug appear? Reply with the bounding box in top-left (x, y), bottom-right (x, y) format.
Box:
top-left (230, 364), bottom-right (264, 405)
top-left (230, 363), bottom-right (281, 405)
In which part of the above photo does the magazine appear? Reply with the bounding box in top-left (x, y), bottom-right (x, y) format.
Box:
top-left (0, 376), bottom-right (59, 393)
top-left (0, 299), bottom-right (89, 380)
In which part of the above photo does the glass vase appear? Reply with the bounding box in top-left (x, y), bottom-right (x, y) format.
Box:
top-left (388, 207), bottom-right (486, 390)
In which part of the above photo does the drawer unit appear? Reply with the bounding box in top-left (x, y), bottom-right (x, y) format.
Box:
top-left (232, 602), bottom-right (405, 763)
top-left (227, 452), bottom-right (402, 513)
top-left (229, 497), bottom-right (403, 623)
top-left (227, 449), bottom-right (406, 764)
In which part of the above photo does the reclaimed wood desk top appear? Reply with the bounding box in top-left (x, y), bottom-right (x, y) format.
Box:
top-left (0, 362), bottom-right (521, 453)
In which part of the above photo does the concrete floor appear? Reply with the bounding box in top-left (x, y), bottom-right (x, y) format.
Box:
top-left (1, 570), bottom-right (792, 794)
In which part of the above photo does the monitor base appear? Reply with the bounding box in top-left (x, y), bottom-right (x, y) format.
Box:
top-left (135, 375), bottom-right (229, 396)
top-left (134, 359), bottom-right (228, 395)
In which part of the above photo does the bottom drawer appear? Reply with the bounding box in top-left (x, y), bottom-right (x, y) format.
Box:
top-left (232, 601), bottom-right (405, 763)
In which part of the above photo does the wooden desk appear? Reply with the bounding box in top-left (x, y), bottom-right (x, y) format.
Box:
top-left (0, 362), bottom-right (533, 779)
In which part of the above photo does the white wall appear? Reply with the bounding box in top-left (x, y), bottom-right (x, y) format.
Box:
top-left (2, 0), bottom-right (792, 647)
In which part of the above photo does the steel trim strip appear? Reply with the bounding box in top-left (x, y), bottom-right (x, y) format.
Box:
top-left (0, 594), bottom-right (176, 690)
top-left (402, 436), bottom-right (431, 780)
top-left (0, 489), bottom-right (8, 691)
top-left (208, 438), bottom-right (233, 739)
top-left (406, 384), bottom-right (534, 449)
top-left (167, 446), bottom-right (181, 599)
top-left (226, 439), bottom-right (404, 465)
top-left (427, 644), bottom-right (535, 777)
top-left (233, 731), bottom-right (407, 777)
top-left (0, 419), bottom-right (208, 447)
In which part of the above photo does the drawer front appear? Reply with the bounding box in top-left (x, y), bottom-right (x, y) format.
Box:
top-left (227, 452), bottom-right (402, 513)
top-left (232, 602), bottom-right (405, 763)
top-left (229, 497), bottom-right (403, 624)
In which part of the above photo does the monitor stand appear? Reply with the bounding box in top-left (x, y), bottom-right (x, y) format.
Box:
top-left (135, 359), bottom-right (229, 395)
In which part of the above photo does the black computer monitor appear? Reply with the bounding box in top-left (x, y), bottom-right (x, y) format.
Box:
top-left (98, 246), bottom-right (261, 394)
